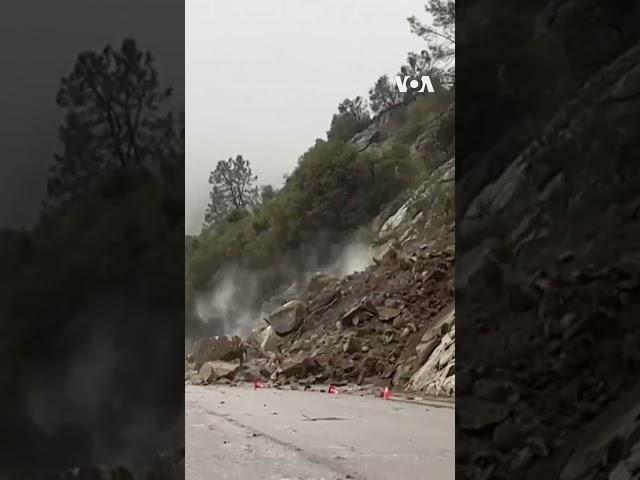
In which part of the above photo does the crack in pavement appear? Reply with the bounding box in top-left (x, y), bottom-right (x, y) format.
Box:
top-left (301, 414), bottom-right (349, 422)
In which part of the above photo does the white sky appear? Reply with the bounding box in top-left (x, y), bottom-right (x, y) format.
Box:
top-left (186, 0), bottom-right (426, 234)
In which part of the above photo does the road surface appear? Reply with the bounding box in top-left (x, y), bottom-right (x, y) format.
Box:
top-left (186, 384), bottom-right (454, 480)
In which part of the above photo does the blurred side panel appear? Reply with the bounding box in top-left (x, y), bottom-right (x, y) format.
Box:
top-left (0, 1), bottom-right (185, 478)
top-left (456, 0), bottom-right (640, 479)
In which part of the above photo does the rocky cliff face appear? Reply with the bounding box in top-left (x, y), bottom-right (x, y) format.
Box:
top-left (377, 156), bottom-right (454, 248)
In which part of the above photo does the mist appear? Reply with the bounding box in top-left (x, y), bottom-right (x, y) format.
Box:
top-left (190, 233), bottom-right (374, 342)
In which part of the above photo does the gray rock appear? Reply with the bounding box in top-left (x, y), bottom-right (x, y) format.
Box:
top-left (416, 338), bottom-right (440, 365)
top-left (258, 326), bottom-right (282, 353)
top-left (376, 306), bottom-right (401, 322)
top-left (199, 361), bottom-right (240, 383)
top-left (193, 335), bottom-right (244, 369)
top-left (186, 371), bottom-right (204, 386)
top-left (267, 300), bottom-right (307, 335)
top-left (407, 324), bottom-right (455, 395)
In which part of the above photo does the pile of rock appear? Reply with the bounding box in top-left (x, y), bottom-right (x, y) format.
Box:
top-left (186, 335), bottom-right (246, 385)
top-left (186, 241), bottom-right (455, 397)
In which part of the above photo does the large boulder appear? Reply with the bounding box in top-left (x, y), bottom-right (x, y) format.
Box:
top-left (267, 300), bottom-right (307, 336)
top-left (193, 335), bottom-right (244, 369)
top-left (199, 361), bottom-right (240, 383)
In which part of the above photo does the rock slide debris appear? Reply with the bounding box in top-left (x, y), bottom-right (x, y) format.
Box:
top-left (186, 239), bottom-right (455, 399)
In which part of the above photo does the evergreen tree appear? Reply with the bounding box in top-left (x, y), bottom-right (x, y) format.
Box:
top-left (204, 155), bottom-right (259, 228)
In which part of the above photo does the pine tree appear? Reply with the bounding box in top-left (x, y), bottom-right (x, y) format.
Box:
top-left (204, 155), bottom-right (259, 228)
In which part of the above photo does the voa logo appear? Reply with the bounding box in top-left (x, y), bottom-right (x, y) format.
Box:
top-left (394, 75), bottom-right (435, 93)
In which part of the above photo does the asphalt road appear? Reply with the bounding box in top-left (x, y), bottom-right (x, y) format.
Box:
top-left (186, 384), bottom-right (454, 480)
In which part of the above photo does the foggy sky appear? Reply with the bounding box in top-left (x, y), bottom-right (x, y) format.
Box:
top-left (186, 0), bottom-right (426, 234)
top-left (0, 0), bottom-right (184, 230)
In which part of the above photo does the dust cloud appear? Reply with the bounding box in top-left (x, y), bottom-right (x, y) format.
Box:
top-left (191, 234), bottom-right (374, 341)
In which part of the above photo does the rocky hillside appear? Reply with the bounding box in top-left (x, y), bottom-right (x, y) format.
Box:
top-left (455, 2), bottom-right (640, 478)
top-left (186, 97), bottom-right (456, 399)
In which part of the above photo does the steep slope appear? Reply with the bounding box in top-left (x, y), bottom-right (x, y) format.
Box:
top-left (186, 96), bottom-right (456, 398)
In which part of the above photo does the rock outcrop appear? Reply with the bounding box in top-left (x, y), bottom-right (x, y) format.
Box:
top-left (377, 157), bottom-right (454, 248)
top-left (407, 306), bottom-right (455, 396)
top-left (349, 104), bottom-right (407, 152)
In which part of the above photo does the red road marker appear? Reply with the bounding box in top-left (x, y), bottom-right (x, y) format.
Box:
top-left (383, 387), bottom-right (391, 400)
top-left (328, 384), bottom-right (338, 394)
top-left (254, 381), bottom-right (265, 389)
